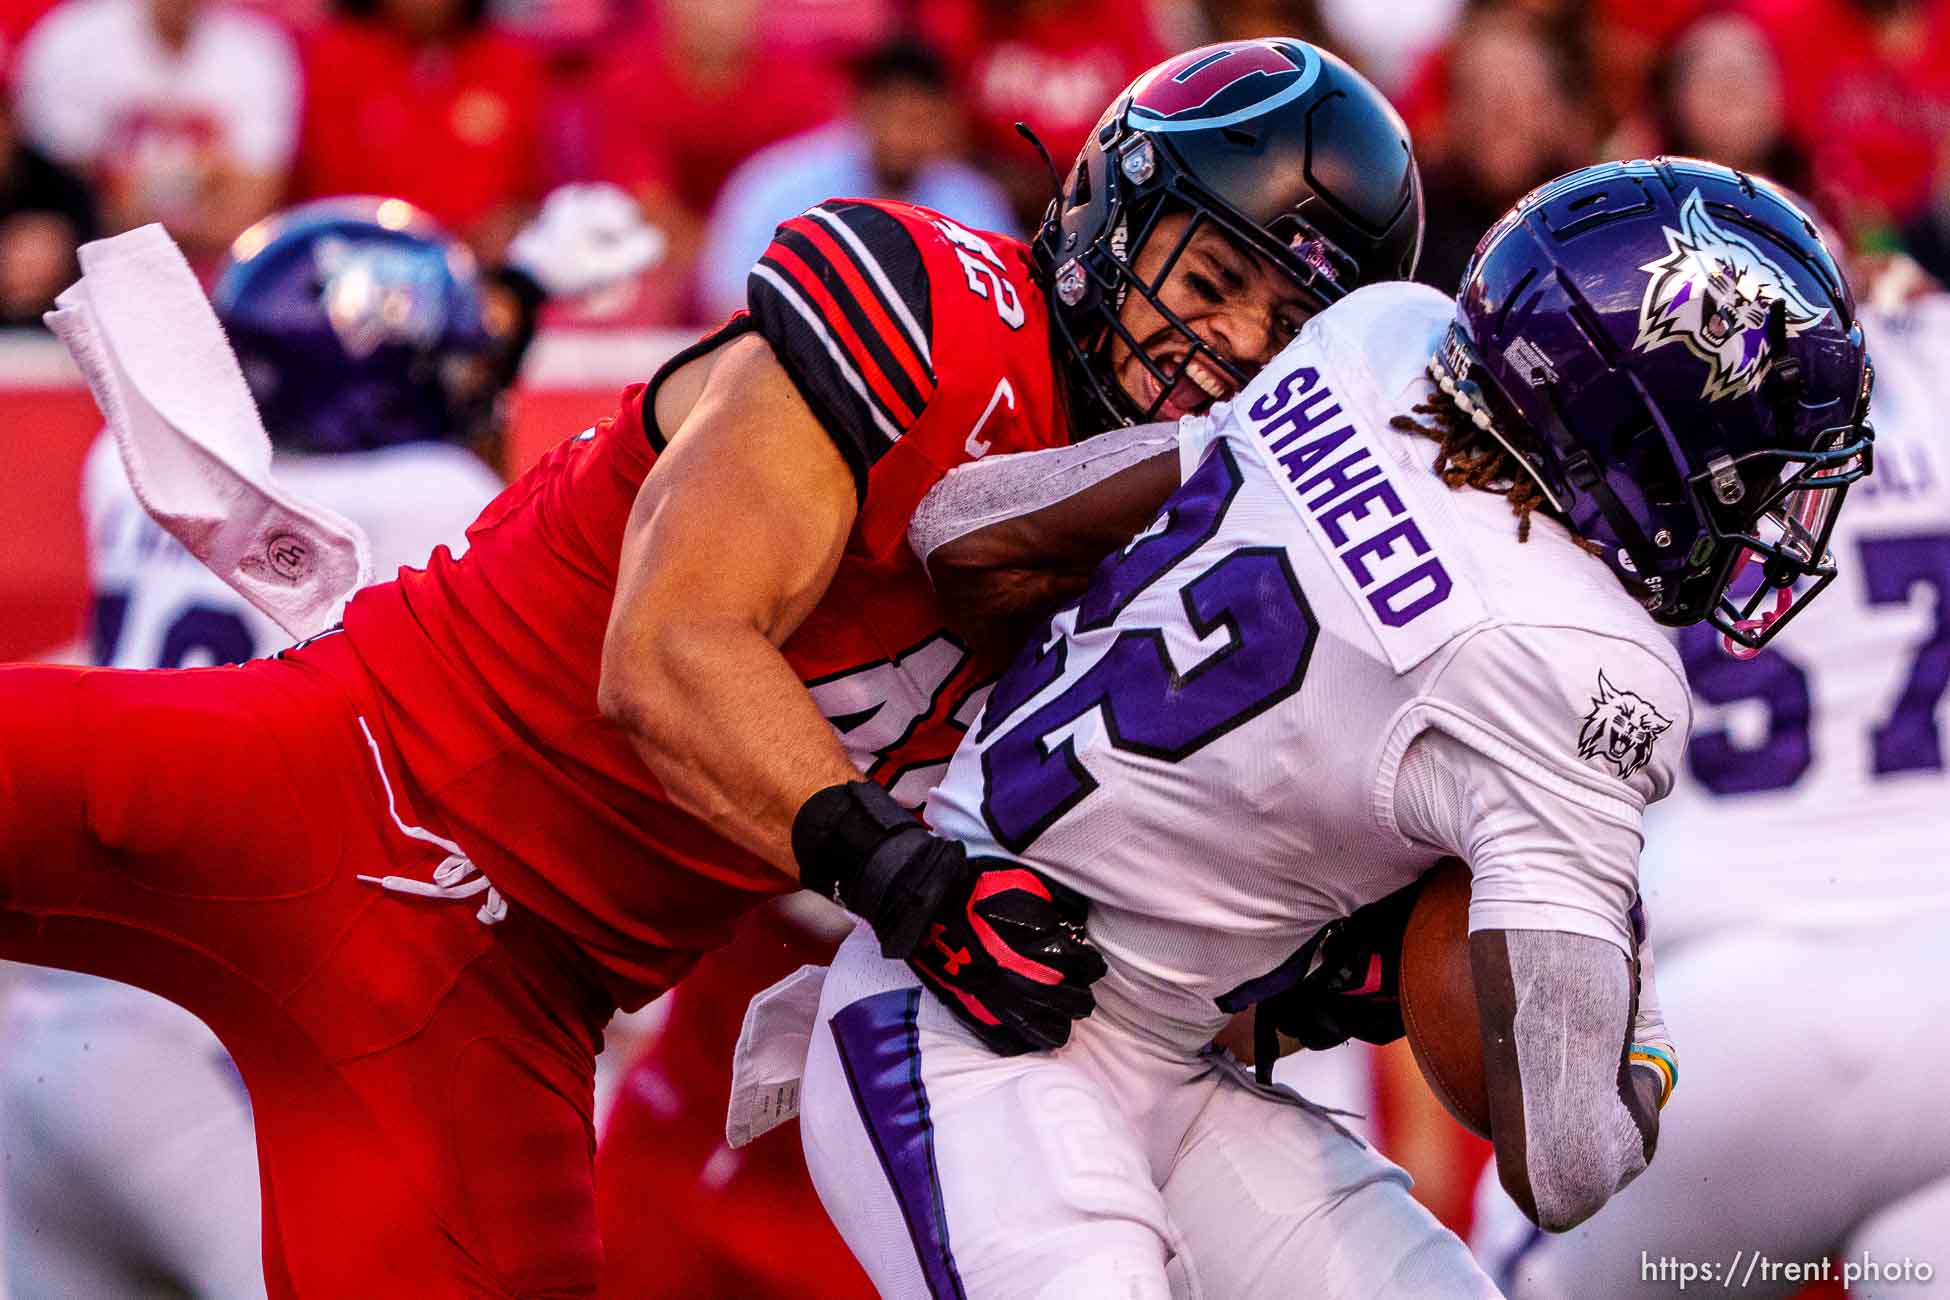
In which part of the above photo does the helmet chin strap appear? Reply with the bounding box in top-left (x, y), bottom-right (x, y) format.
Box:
top-left (1108, 218), bottom-right (1131, 311)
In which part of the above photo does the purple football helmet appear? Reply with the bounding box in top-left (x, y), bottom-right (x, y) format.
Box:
top-left (214, 197), bottom-right (497, 454)
top-left (1435, 158), bottom-right (1873, 653)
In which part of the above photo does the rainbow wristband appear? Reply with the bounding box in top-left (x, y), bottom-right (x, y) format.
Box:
top-left (1628, 1043), bottom-right (1678, 1109)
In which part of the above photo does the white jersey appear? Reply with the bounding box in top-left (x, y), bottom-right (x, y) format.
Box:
top-left (924, 281), bottom-right (1692, 1055)
top-left (15, 0), bottom-right (300, 176)
top-left (1639, 294), bottom-right (1950, 944)
top-left (81, 432), bottom-right (504, 668)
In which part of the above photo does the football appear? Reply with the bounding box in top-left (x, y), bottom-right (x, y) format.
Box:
top-left (1398, 858), bottom-right (1492, 1140)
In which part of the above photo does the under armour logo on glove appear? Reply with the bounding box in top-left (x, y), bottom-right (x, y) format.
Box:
top-left (927, 923), bottom-right (973, 977)
top-left (792, 781), bottom-right (1107, 1056)
top-left (908, 858), bottom-right (1105, 1056)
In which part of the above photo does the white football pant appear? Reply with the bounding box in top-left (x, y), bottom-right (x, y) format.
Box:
top-left (799, 926), bottom-right (1497, 1300)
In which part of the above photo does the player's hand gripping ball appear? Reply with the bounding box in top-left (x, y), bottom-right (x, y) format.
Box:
top-left (1398, 858), bottom-right (1492, 1139)
top-left (1263, 875), bottom-right (1423, 1051)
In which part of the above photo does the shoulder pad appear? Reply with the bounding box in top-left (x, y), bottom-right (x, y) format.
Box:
top-left (748, 200), bottom-right (938, 491)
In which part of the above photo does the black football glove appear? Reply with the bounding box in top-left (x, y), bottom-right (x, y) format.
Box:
top-left (792, 781), bottom-right (1107, 1056)
top-left (1262, 874), bottom-right (1427, 1052)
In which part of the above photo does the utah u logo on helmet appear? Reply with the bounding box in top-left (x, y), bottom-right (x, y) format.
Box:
top-left (1124, 41), bottom-right (1321, 130)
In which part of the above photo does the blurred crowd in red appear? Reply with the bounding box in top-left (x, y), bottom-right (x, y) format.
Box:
top-left (0, 5), bottom-right (1934, 1294)
top-left (0, 0), bottom-right (1942, 331)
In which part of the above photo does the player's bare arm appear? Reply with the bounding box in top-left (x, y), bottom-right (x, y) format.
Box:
top-left (607, 334), bottom-right (1106, 1057)
top-left (910, 427), bottom-right (1182, 659)
top-left (600, 331), bottom-right (862, 876)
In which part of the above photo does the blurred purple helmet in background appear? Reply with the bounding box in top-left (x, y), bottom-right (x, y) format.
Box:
top-left (214, 197), bottom-right (497, 455)
top-left (1437, 157), bottom-right (1873, 653)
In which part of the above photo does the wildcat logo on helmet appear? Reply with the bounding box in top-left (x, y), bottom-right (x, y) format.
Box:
top-left (1576, 671), bottom-right (1673, 780)
top-left (314, 236), bottom-right (453, 360)
top-left (1125, 40), bottom-right (1321, 133)
top-left (1634, 189), bottom-right (1827, 402)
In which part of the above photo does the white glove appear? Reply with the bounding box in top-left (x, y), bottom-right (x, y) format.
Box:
top-left (505, 182), bottom-right (665, 301)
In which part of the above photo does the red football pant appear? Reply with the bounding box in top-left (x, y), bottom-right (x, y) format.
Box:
top-left (0, 637), bottom-right (611, 1297)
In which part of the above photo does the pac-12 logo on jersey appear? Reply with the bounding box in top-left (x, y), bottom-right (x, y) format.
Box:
top-left (1577, 671), bottom-right (1673, 779)
top-left (1634, 190), bottom-right (1827, 402)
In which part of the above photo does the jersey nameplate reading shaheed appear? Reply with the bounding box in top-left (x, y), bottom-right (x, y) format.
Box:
top-left (1224, 352), bottom-right (1488, 672)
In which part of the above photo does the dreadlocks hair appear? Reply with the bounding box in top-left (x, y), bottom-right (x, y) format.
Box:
top-left (1390, 392), bottom-right (1581, 548)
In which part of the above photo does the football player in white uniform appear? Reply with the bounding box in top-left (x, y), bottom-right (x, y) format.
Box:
top-left (1470, 266), bottom-right (1950, 1297)
top-left (0, 187), bottom-right (656, 1300)
top-left (766, 158), bottom-right (1872, 1297)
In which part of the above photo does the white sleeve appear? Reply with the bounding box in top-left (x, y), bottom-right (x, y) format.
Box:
top-left (1177, 409), bottom-right (1221, 481)
top-left (1389, 624), bottom-right (1693, 956)
top-left (1631, 913), bottom-right (1670, 1052)
top-left (283, 446), bottom-right (503, 586)
top-left (905, 420), bottom-right (1181, 565)
top-left (79, 430), bottom-right (136, 587)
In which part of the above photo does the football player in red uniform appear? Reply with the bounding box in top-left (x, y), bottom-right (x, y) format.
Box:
top-left (594, 898), bottom-right (878, 1299)
top-left (0, 39), bottom-right (1420, 1297)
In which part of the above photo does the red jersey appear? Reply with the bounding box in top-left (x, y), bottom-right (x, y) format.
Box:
top-left (342, 199), bottom-right (1067, 1008)
top-left (1745, 0), bottom-right (1950, 222)
top-left (595, 903), bottom-right (872, 1298)
top-left (595, 32), bottom-right (844, 219)
top-left (294, 19), bottom-right (547, 239)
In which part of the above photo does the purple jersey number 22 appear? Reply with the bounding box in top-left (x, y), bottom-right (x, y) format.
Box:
top-left (979, 443), bottom-right (1318, 853)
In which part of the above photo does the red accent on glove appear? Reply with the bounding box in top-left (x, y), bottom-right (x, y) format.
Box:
top-left (965, 868), bottom-right (1064, 986)
top-left (912, 961), bottom-right (1003, 1026)
top-left (925, 922), bottom-right (973, 976)
top-left (1349, 952), bottom-right (1385, 997)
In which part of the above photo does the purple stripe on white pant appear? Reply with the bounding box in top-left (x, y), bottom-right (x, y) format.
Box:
top-left (830, 987), bottom-right (967, 1300)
